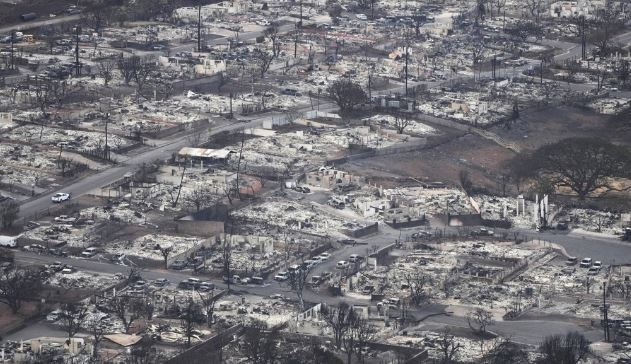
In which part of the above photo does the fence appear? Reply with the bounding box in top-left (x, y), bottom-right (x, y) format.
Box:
top-left (327, 138), bottom-right (428, 165)
top-left (298, 303), bottom-right (324, 321)
top-left (350, 222), bottom-right (379, 238)
top-left (386, 217), bottom-right (427, 229)
top-left (171, 73), bottom-right (224, 94)
top-left (167, 236), bottom-right (214, 267)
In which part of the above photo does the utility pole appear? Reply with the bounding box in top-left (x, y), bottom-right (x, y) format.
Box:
top-left (405, 44), bottom-right (409, 99)
top-left (294, 25), bottom-right (299, 58)
top-left (299, 0), bottom-right (303, 28)
top-left (229, 92), bottom-right (233, 119)
top-left (74, 26), bottom-right (81, 76)
top-left (579, 15), bottom-right (587, 60)
top-left (10, 30), bottom-right (15, 71)
top-left (104, 101), bottom-right (110, 161)
top-left (540, 59), bottom-right (543, 84)
top-left (197, 1), bottom-right (202, 52)
top-left (58, 143), bottom-right (63, 167)
top-left (603, 281), bottom-right (610, 341)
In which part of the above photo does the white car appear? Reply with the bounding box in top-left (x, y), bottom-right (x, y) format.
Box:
top-left (580, 258), bottom-right (592, 268)
top-left (81, 247), bottom-right (98, 258)
top-left (51, 192), bottom-right (70, 203)
top-left (274, 272), bottom-right (289, 282)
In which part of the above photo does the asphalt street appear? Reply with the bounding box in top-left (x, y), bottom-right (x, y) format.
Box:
top-left (10, 249), bottom-right (603, 346)
top-left (0, 15), bottom-right (81, 34)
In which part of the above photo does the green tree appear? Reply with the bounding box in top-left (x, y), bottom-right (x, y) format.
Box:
top-left (509, 138), bottom-right (631, 200)
top-left (0, 199), bottom-right (19, 229)
top-left (328, 80), bottom-right (367, 113)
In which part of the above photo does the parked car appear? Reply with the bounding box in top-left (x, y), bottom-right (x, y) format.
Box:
top-left (51, 192), bottom-right (71, 203)
top-left (349, 254), bottom-right (362, 263)
top-left (81, 247), bottom-right (98, 258)
top-left (54, 215), bottom-right (76, 223)
top-left (48, 248), bottom-right (68, 257)
top-left (338, 239), bottom-right (356, 245)
top-left (170, 260), bottom-right (187, 270)
top-left (111, 253), bottom-right (124, 262)
top-left (153, 278), bottom-right (169, 287)
top-left (580, 258), bottom-right (593, 268)
top-left (336, 260), bottom-right (349, 269)
top-left (178, 277), bottom-right (200, 289)
top-left (198, 281), bottom-right (215, 291)
top-left (319, 252), bottom-right (331, 261)
top-left (46, 309), bottom-right (62, 322)
top-left (565, 257), bottom-right (578, 266)
top-left (593, 261), bottom-right (602, 269)
top-left (588, 266), bottom-right (600, 275)
top-left (61, 266), bottom-right (76, 274)
top-left (288, 264), bottom-right (301, 273)
top-left (133, 280), bottom-right (147, 288)
top-left (274, 271), bottom-right (289, 281)
top-left (302, 259), bottom-right (317, 269)
top-left (556, 221), bottom-right (569, 230)
top-left (282, 88), bottom-right (301, 96)
top-left (47, 261), bottom-right (64, 272)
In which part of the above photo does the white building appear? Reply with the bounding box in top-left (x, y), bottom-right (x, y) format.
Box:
top-left (194, 58), bottom-right (227, 76)
top-left (550, 0), bottom-right (607, 19)
top-left (550, 1), bottom-right (590, 18)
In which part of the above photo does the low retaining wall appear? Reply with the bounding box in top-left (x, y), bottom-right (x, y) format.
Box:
top-left (350, 222), bottom-right (379, 238)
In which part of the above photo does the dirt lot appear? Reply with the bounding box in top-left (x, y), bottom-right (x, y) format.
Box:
top-left (343, 105), bottom-right (631, 191)
top-left (0, 302), bottom-right (40, 336)
top-left (491, 105), bottom-right (631, 151)
top-left (342, 133), bottom-right (515, 190)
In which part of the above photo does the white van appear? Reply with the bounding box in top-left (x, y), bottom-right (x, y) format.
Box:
top-left (0, 236), bottom-right (17, 248)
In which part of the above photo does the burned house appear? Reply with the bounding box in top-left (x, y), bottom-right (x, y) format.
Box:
top-left (177, 147), bottom-right (235, 167)
top-left (305, 167), bottom-right (356, 189)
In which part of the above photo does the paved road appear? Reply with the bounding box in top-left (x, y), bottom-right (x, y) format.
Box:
top-left (14, 247), bottom-right (608, 346)
top-left (417, 317), bottom-right (603, 346)
top-left (3, 321), bottom-right (68, 342)
top-left (515, 228), bottom-right (631, 265)
top-left (0, 14), bottom-right (81, 34)
top-left (17, 113), bottom-right (292, 219)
